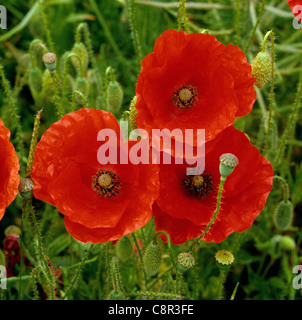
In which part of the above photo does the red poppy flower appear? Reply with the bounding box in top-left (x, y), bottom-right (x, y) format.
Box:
top-left (153, 126), bottom-right (273, 245)
top-left (135, 29), bottom-right (256, 144)
top-left (0, 119), bottom-right (20, 220)
top-left (31, 108), bottom-right (159, 243)
top-left (288, 0), bottom-right (302, 21)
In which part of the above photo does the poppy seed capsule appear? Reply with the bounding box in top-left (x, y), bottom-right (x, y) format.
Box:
top-left (42, 52), bottom-right (57, 72)
top-left (18, 178), bottom-right (34, 200)
top-left (107, 81), bottom-right (123, 114)
top-left (274, 200), bottom-right (293, 231)
top-left (143, 239), bottom-right (162, 277)
top-left (116, 235), bottom-right (134, 262)
top-left (177, 252), bottom-right (195, 274)
top-left (252, 52), bottom-right (272, 89)
top-left (215, 250), bottom-right (234, 271)
top-left (219, 153), bottom-right (239, 180)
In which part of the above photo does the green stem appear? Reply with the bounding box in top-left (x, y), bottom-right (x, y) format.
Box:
top-left (29, 39), bottom-right (48, 67)
top-left (178, 0), bottom-right (189, 33)
top-left (128, 291), bottom-right (182, 299)
top-left (245, 0), bottom-right (267, 53)
top-left (198, 177), bottom-right (225, 241)
top-left (71, 91), bottom-right (88, 111)
top-left (273, 175), bottom-right (290, 201)
top-left (217, 270), bottom-right (226, 300)
top-left (235, 0), bottom-right (241, 46)
top-left (131, 233), bottom-right (147, 287)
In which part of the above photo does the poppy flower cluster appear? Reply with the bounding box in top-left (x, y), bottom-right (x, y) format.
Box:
top-left (30, 29), bottom-right (273, 245)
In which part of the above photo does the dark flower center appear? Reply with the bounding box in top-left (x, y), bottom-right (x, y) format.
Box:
top-left (182, 172), bottom-right (214, 198)
top-left (172, 85), bottom-right (198, 110)
top-left (92, 169), bottom-right (121, 198)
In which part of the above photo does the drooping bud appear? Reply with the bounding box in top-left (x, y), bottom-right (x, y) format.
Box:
top-left (252, 52), bottom-right (272, 89)
top-left (129, 96), bottom-right (137, 130)
top-left (75, 76), bottom-right (89, 98)
top-left (215, 250), bottom-right (234, 269)
top-left (177, 252), bottom-right (195, 274)
top-left (29, 67), bottom-right (43, 94)
top-left (219, 153), bottom-right (239, 181)
top-left (107, 80), bottom-right (123, 114)
top-left (71, 42), bottom-right (89, 74)
top-left (279, 236), bottom-right (296, 251)
top-left (143, 239), bottom-right (162, 277)
top-left (106, 290), bottom-right (126, 300)
top-left (42, 52), bottom-right (57, 72)
top-left (116, 235), bottom-right (134, 262)
top-left (18, 178), bottom-right (34, 200)
top-left (274, 200), bottom-right (293, 231)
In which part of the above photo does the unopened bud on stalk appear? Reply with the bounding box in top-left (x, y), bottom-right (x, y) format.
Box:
top-left (116, 235), bottom-right (133, 262)
top-left (274, 200), bottom-right (293, 231)
top-left (143, 239), bottom-right (162, 277)
top-left (219, 153), bottom-right (239, 181)
top-left (107, 81), bottom-right (123, 114)
top-left (29, 67), bottom-right (43, 93)
top-left (71, 42), bottom-right (89, 74)
top-left (18, 178), bottom-right (34, 199)
top-left (252, 52), bottom-right (272, 89)
top-left (42, 52), bottom-right (57, 72)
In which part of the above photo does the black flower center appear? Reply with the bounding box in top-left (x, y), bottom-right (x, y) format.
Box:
top-left (92, 169), bottom-right (121, 198)
top-left (172, 85), bottom-right (198, 110)
top-left (182, 172), bottom-right (214, 198)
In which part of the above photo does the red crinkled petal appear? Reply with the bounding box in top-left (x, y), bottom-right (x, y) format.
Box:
top-left (154, 126), bottom-right (273, 244)
top-left (64, 162), bottom-right (159, 243)
top-left (31, 109), bottom-right (159, 242)
top-left (136, 29), bottom-right (256, 143)
top-left (288, 1), bottom-right (302, 21)
top-left (0, 119), bottom-right (20, 219)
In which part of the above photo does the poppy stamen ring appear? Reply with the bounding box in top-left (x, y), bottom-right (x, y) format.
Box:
top-left (183, 172), bottom-right (214, 198)
top-left (172, 85), bottom-right (198, 110)
top-left (92, 169), bottom-right (121, 198)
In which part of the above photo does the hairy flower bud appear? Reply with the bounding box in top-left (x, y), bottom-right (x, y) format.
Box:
top-left (107, 81), bottom-right (123, 114)
top-left (71, 42), bottom-right (89, 74)
top-left (116, 235), bottom-right (133, 262)
top-left (29, 67), bottom-right (43, 94)
top-left (274, 200), bottom-right (293, 231)
top-left (143, 239), bottom-right (162, 277)
top-left (252, 52), bottom-right (272, 89)
top-left (18, 178), bottom-right (34, 200)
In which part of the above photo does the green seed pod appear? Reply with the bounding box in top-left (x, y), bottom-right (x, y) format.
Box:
top-left (116, 235), bottom-right (134, 262)
top-left (106, 290), bottom-right (126, 300)
top-left (0, 249), bottom-right (5, 267)
top-left (274, 200), bottom-right (293, 231)
top-left (129, 96), bottom-right (137, 130)
top-left (107, 81), bottom-right (123, 114)
top-left (143, 239), bottom-right (162, 277)
top-left (42, 52), bottom-right (57, 72)
top-left (18, 178), bottom-right (34, 200)
top-left (252, 52), bottom-right (272, 89)
top-left (219, 153), bottom-right (238, 180)
top-left (177, 252), bottom-right (195, 274)
top-left (29, 67), bottom-right (43, 94)
top-left (71, 42), bottom-right (89, 74)
top-left (279, 236), bottom-right (296, 251)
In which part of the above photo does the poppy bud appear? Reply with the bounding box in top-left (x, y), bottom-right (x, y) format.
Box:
top-left (252, 52), bottom-right (272, 89)
top-left (279, 236), bottom-right (296, 251)
top-left (177, 252), bottom-right (195, 274)
top-left (18, 178), bottom-right (34, 200)
top-left (219, 153), bottom-right (238, 181)
top-left (116, 235), bottom-right (134, 262)
top-left (143, 239), bottom-right (162, 277)
top-left (42, 70), bottom-right (55, 98)
top-left (129, 96), bottom-right (137, 130)
top-left (215, 250), bottom-right (234, 270)
top-left (0, 249), bottom-right (5, 267)
top-left (274, 200), bottom-right (293, 231)
top-left (42, 52), bottom-right (57, 73)
top-left (107, 81), bottom-right (123, 114)
top-left (75, 76), bottom-right (89, 105)
top-left (71, 42), bottom-right (89, 74)
top-left (107, 290), bottom-right (126, 300)
top-left (29, 67), bottom-right (43, 94)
